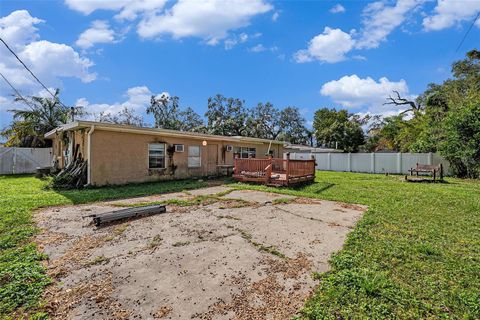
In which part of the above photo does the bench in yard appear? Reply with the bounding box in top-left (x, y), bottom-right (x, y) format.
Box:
top-left (406, 163), bottom-right (444, 182)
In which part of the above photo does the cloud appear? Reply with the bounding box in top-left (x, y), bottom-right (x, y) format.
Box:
top-left (320, 74), bottom-right (412, 113)
top-left (423, 0), bottom-right (480, 31)
top-left (355, 0), bottom-right (424, 49)
top-left (294, 27), bottom-right (355, 63)
top-left (330, 4), bottom-right (346, 14)
top-left (295, 0), bottom-right (425, 63)
top-left (249, 44), bottom-right (267, 52)
top-left (77, 86), bottom-right (155, 116)
top-left (136, 0), bottom-right (272, 44)
top-left (0, 10), bottom-right (96, 95)
top-left (272, 11), bottom-right (280, 21)
top-left (64, 0), bottom-right (168, 20)
top-left (76, 20), bottom-right (116, 49)
top-left (224, 32), bottom-right (249, 50)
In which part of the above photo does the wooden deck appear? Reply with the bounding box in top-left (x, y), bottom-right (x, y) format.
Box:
top-left (233, 155), bottom-right (316, 186)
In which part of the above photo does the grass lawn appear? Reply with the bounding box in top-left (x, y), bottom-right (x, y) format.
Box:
top-left (230, 172), bottom-right (480, 319)
top-left (0, 175), bottom-right (207, 317)
top-left (1, 172), bottom-right (479, 319)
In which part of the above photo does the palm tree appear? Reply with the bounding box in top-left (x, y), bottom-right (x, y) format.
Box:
top-left (1, 89), bottom-right (81, 147)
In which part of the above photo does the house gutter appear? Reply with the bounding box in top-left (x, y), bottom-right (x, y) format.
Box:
top-left (87, 125), bottom-right (95, 185)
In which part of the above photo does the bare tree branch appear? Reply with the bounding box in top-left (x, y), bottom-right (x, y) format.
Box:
top-left (383, 90), bottom-right (419, 113)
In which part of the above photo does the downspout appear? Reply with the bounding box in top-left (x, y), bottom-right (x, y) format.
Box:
top-left (87, 125), bottom-right (95, 185)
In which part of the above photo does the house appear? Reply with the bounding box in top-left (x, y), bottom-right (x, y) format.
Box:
top-left (45, 121), bottom-right (284, 186)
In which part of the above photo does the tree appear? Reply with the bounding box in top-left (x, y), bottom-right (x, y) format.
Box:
top-left (383, 90), bottom-right (422, 114)
top-left (246, 102), bottom-right (281, 139)
top-left (147, 94), bottom-right (205, 132)
top-left (97, 106), bottom-right (144, 126)
top-left (439, 101), bottom-right (480, 178)
top-left (147, 94), bottom-right (182, 130)
top-left (278, 107), bottom-right (310, 145)
top-left (178, 107), bottom-right (206, 132)
top-left (1, 89), bottom-right (80, 147)
top-left (205, 94), bottom-right (248, 136)
top-left (313, 108), bottom-right (365, 152)
top-left (365, 49), bottom-right (480, 177)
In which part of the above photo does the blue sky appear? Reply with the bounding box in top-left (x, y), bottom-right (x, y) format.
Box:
top-left (1, 0), bottom-right (479, 132)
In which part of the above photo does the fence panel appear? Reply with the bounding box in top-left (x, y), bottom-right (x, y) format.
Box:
top-left (288, 152), bottom-right (450, 175)
top-left (351, 153), bottom-right (372, 172)
top-left (314, 154), bottom-right (329, 170)
top-left (0, 147), bottom-right (53, 174)
top-left (374, 153), bottom-right (398, 173)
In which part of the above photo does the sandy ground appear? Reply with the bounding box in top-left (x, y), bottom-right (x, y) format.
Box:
top-left (34, 186), bottom-right (366, 320)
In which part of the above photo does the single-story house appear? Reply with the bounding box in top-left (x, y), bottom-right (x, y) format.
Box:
top-left (45, 121), bottom-right (284, 186)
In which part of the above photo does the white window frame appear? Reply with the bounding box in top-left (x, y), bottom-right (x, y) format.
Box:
top-left (174, 144), bottom-right (184, 152)
top-left (188, 145), bottom-right (201, 168)
top-left (234, 146), bottom-right (256, 159)
top-left (148, 143), bottom-right (166, 169)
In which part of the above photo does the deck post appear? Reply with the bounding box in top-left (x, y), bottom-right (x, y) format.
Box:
top-left (233, 154), bottom-right (239, 175)
top-left (266, 154), bottom-right (273, 184)
top-left (285, 152), bottom-right (290, 186)
top-left (311, 155), bottom-right (316, 176)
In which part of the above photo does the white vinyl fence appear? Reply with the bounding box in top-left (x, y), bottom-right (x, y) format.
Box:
top-left (0, 147), bottom-right (53, 174)
top-left (289, 152), bottom-right (451, 175)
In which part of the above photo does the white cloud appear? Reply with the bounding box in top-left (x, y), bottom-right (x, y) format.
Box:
top-left (249, 43), bottom-right (267, 52)
top-left (64, 0), bottom-right (167, 20)
top-left (136, 0), bottom-right (272, 44)
top-left (423, 0), bottom-right (480, 31)
top-left (77, 86), bottom-right (155, 116)
top-left (272, 11), bottom-right (280, 21)
top-left (330, 4), bottom-right (346, 14)
top-left (320, 74), bottom-right (412, 113)
top-left (355, 0), bottom-right (424, 49)
top-left (224, 32), bottom-right (249, 50)
top-left (0, 95), bottom-right (9, 110)
top-left (294, 27), bottom-right (355, 63)
top-left (0, 10), bottom-right (96, 95)
top-left (76, 20), bottom-right (116, 49)
top-left (0, 9), bottom-right (43, 50)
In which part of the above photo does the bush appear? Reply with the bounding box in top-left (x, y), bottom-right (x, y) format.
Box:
top-left (439, 102), bottom-right (480, 178)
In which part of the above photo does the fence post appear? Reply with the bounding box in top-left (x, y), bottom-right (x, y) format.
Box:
top-left (348, 152), bottom-right (352, 172)
top-left (397, 152), bottom-right (402, 174)
top-left (327, 153), bottom-right (331, 171)
top-left (285, 152), bottom-right (290, 186)
top-left (370, 153), bottom-right (375, 173)
top-left (428, 152), bottom-right (433, 165)
top-left (12, 147), bottom-right (16, 174)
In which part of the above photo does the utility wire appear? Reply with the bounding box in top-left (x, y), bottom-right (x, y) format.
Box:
top-left (0, 71), bottom-right (36, 109)
top-left (455, 11), bottom-right (480, 53)
top-left (0, 37), bottom-right (68, 108)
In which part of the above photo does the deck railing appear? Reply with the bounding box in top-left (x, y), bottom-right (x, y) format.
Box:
top-left (233, 154), bottom-right (316, 185)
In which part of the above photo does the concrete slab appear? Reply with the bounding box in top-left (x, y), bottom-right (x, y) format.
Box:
top-left (222, 189), bottom-right (296, 204)
top-left (35, 187), bottom-right (365, 319)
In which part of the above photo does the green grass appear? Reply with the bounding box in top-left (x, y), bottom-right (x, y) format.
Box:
top-left (1, 172), bottom-right (479, 319)
top-left (229, 172), bottom-right (480, 319)
top-left (0, 175), bottom-right (207, 317)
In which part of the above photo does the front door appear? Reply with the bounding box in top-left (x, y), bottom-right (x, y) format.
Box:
top-left (206, 144), bottom-right (218, 175)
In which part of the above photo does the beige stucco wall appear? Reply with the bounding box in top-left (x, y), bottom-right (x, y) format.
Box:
top-left (89, 129), bottom-right (283, 186)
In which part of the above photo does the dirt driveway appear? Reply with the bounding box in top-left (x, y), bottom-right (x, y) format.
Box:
top-left (35, 186), bottom-right (366, 319)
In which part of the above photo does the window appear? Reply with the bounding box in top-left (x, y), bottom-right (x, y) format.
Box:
top-left (174, 144), bottom-right (184, 152)
top-left (234, 147), bottom-right (256, 158)
top-left (188, 145), bottom-right (201, 168)
top-left (149, 144), bottom-right (166, 169)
